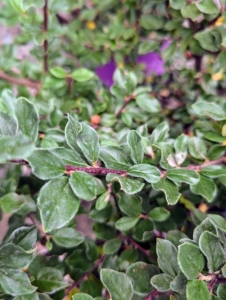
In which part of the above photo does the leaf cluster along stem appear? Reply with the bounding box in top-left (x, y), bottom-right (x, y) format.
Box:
top-left (66, 254), bottom-right (105, 294)
top-left (115, 94), bottom-right (135, 117)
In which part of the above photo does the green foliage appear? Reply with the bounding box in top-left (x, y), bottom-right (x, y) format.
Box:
top-left (0, 0), bottom-right (226, 299)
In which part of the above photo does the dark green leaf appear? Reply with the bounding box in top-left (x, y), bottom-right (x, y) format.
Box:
top-left (115, 216), bottom-right (140, 231)
top-left (188, 137), bottom-right (207, 160)
top-left (152, 178), bottom-right (181, 205)
top-left (51, 147), bottom-right (87, 167)
top-left (166, 169), bottom-right (200, 185)
top-left (128, 164), bottom-right (161, 183)
top-left (0, 192), bottom-right (24, 213)
top-left (69, 171), bottom-right (104, 201)
top-left (28, 149), bottom-right (65, 180)
top-left (100, 269), bottom-right (133, 300)
top-left (8, 226), bottom-right (37, 251)
top-left (200, 165), bottom-right (226, 178)
top-left (65, 115), bottom-right (82, 154)
top-left (186, 280), bottom-right (210, 300)
top-left (136, 94), bottom-right (161, 113)
top-left (127, 130), bottom-right (144, 164)
top-left (195, 0), bottom-right (219, 14)
top-left (0, 111), bottom-right (17, 136)
top-left (100, 146), bottom-right (132, 170)
top-left (52, 228), bottom-right (84, 248)
top-left (73, 294), bottom-right (93, 300)
top-left (192, 101), bottom-right (225, 121)
top-left (126, 262), bottom-right (159, 295)
top-left (71, 69), bottom-right (94, 82)
top-left (106, 174), bottom-right (144, 195)
top-left (151, 273), bottom-right (173, 292)
top-left (190, 175), bottom-right (216, 202)
top-left (103, 238), bottom-right (122, 255)
top-left (0, 135), bottom-right (35, 163)
top-left (15, 98), bottom-right (39, 142)
top-left (38, 177), bottom-right (80, 232)
top-left (149, 207), bottom-right (170, 222)
top-left (0, 268), bottom-right (36, 296)
top-left (118, 193), bottom-right (142, 217)
top-left (199, 231), bottom-right (225, 272)
top-left (76, 123), bottom-right (100, 164)
top-left (33, 267), bottom-right (67, 293)
top-left (50, 67), bottom-right (67, 79)
top-left (178, 242), bottom-right (205, 279)
top-left (132, 219), bottom-right (154, 242)
top-left (157, 239), bottom-right (180, 277)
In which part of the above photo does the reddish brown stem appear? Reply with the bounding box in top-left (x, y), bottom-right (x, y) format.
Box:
top-left (186, 156), bottom-right (226, 172)
top-left (122, 235), bottom-right (156, 261)
top-left (43, 0), bottom-right (48, 73)
top-left (65, 165), bottom-right (127, 176)
top-left (0, 70), bottom-right (41, 90)
top-left (115, 94), bottom-right (135, 117)
top-left (66, 255), bottom-right (105, 294)
top-left (143, 290), bottom-right (172, 300)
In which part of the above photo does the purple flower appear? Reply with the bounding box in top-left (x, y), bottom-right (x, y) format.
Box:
top-left (137, 52), bottom-right (164, 76)
top-left (95, 45), bottom-right (168, 88)
top-left (95, 60), bottom-right (116, 89)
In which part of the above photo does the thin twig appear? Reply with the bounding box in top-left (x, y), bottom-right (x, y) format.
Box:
top-left (43, 0), bottom-right (48, 73)
top-left (186, 156), bottom-right (226, 171)
top-left (0, 70), bottom-right (41, 89)
top-left (123, 235), bottom-right (156, 261)
top-left (115, 94), bottom-right (135, 117)
top-left (143, 290), bottom-right (172, 300)
top-left (66, 255), bottom-right (105, 294)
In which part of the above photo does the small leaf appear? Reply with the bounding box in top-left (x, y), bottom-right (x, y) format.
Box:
top-left (118, 193), bottom-right (142, 217)
top-left (170, 272), bottom-right (187, 294)
top-left (166, 169), bottom-right (200, 185)
top-left (0, 243), bottom-right (34, 269)
top-left (100, 269), bottom-right (133, 300)
top-left (33, 267), bottom-right (68, 293)
top-left (51, 147), bottom-right (87, 167)
top-left (0, 268), bottom-right (36, 296)
top-left (150, 122), bottom-right (169, 145)
top-left (52, 228), bottom-right (84, 248)
top-left (15, 97), bottom-right (39, 142)
top-left (149, 207), bottom-right (170, 222)
top-left (199, 231), bottom-right (226, 273)
top-left (192, 101), bottom-right (225, 121)
top-left (69, 171), bottom-right (103, 201)
top-left (103, 238), bottom-right (122, 255)
top-left (195, 0), bottom-right (219, 14)
top-left (151, 273), bottom-right (173, 292)
top-left (65, 115), bottom-right (82, 154)
top-left (10, 0), bottom-right (24, 13)
top-left (100, 146), bottom-right (132, 170)
top-left (95, 192), bottom-right (111, 211)
top-left (217, 284), bottom-right (226, 300)
top-left (127, 130), bottom-right (144, 164)
top-left (0, 192), bottom-right (24, 213)
top-left (190, 175), bottom-right (216, 202)
top-left (38, 177), bottom-right (80, 232)
top-left (132, 218), bottom-right (154, 242)
top-left (50, 67), bottom-right (67, 78)
top-left (178, 242), bottom-right (205, 280)
top-left (193, 218), bottom-right (217, 243)
top-left (152, 178), bottom-right (181, 205)
top-left (28, 149), bottom-right (65, 180)
top-left (126, 262), bottom-right (159, 295)
top-left (128, 164), bottom-right (161, 183)
top-left (169, 0), bottom-right (186, 10)
top-left (186, 280), bottom-right (210, 300)
top-left (188, 137), bottom-right (207, 160)
top-left (174, 134), bottom-right (188, 165)
top-left (8, 226), bottom-right (37, 251)
top-left (76, 123), bottom-right (100, 164)
top-left (136, 94), bottom-right (161, 113)
top-left (0, 111), bottom-right (17, 136)
top-left (106, 174), bottom-right (144, 195)
top-left (157, 239), bottom-right (180, 277)
top-left (0, 135), bottom-right (35, 163)
top-left (200, 165), bottom-right (226, 178)
top-left (71, 69), bottom-right (94, 82)
top-left (115, 216), bottom-right (139, 232)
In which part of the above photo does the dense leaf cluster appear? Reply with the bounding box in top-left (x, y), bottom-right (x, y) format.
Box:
top-left (0, 0), bottom-right (226, 299)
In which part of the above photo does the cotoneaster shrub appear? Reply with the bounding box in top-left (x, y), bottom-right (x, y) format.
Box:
top-left (0, 0), bottom-right (226, 300)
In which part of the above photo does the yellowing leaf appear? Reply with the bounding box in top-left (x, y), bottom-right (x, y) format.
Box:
top-left (86, 20), bottom-right (96, 30)
top-left (212, 71), bottom-right (223, 81)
